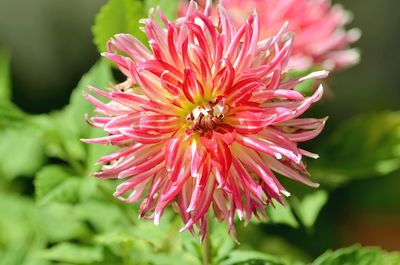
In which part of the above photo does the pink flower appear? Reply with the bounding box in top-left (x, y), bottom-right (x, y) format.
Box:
top-left (179, 0), bottom-right (360, 71)
top-left (83, 1), bottom-right (327, 239)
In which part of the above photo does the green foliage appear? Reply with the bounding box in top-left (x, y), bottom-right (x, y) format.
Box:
top-left (0, 101), bottom-right (28, 128)
top-left (67, 57), bottom-right (114, 139)
top-left (312, 245), bottom-right (400, 265)
top-left (261, 185), bottom-right (327, 230)
top-left (0, 50), bottom-right (47, 181)
top-left (71, 60), bottom-right (118, 173)
top-left (39, 203), bottom-right (91, 242)
top-left (286, 68), bottom-right (322, 97)
top-left (92, 0), bottom-right (179, 52)
top-left (35, 165), bottom-right (81, 205)
top-left (92, 0), bottom-right (147, 52)
top-left (0, 126), bottom-right (45, 179)
top-left (266, 200), bottom-right (299, 228)
top-left (145, 0), bottom-right (180, 21)
top-left (310, 112), bottom-right (400, 186)
top-left (221, 250), bottom-right (289, 265)
top-left (41, 243), bottom-right (104, 264)
top-left (290, 190), bottom-right (328, 230)
top-left (35, 111), bottom-right (87, 169)
top-left (212, 220), bottom-right (236, 264)
top-left (0, 194), bottom-right (46, 265)
top-left (218, 245), bottom-right (400, 265)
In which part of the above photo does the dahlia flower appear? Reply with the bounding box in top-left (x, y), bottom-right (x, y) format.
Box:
top-left (179, 0), bottom-right (360, 71)
top-left (83, 0), bottom-right (328, 239)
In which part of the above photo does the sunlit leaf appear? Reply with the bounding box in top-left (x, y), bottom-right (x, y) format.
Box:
top-left (290, 190), bottom-right (328, 229)
top-left (0, 126), bottom-right (45, 179)
top-left (312, 245), bottom-right (400, 265)
top-left (77, 200), bottom-right (133, 233)
top-left (145, 0), bottom-right (180, 21)
top-left (92, 0), bottom-right (146, 52)
top-left (285, 68), bottom-right (321, 97)
top-left (35, 165), bottom-right (81, 205)
top-left (39, 203), bottom-right (91, 242)
top-left (35, 112), bottom-right (86, 166)
top-left (212, 219), bottom-right (236, 263)
top-left (131, 212), bottom-right (178, 249)
top-left (0, 102), bottom-right (28, 129)
top-left (266, 200), bottom-right (299, 228)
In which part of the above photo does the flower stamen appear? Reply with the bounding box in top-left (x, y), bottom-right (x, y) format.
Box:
top-left (186, 97), bottom-right (228, 133)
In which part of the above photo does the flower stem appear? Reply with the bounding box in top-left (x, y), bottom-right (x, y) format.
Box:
top-left (202, 217), bottom-right (212, 265)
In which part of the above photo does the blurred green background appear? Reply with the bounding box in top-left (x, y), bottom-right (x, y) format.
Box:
top-left (0, 0), bottom-right (399, 264)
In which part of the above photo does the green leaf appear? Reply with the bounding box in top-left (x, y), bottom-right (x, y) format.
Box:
top-left (76, 200), bottom-right (132, 233)
top-left (73, 61), bottom-right (117, 171)
top-left (130, 212), bottom-right (177, 249)
top-left (0, 194), bottom-right (46, 265)
top-left (212, 219), bottom-right (236, 263)
top-left (0, 126), bottom-right (45, 179)
top-left (68, 59), bottom-right (115, 171)
top-left (0, 102), bottom-right (28, 129)
top-left (41, 243), bottom-right (104, 264)
top-left (34, 165), bottom-right (81, 205)
top-left (68, 59), bottom-right (114, 139)
top-left (92, 0), bottom-right (147, 52)
top-left (35, 112), bottom-right (86, 165)
top-left (290, 190), bottom-right (328, 229)
top-left (93, 214), bottom-right (166, 248)
top-left (145, 0), bottom-right (180, 21)
top-left (94, 210), bottom-right (201, 265)
top-left (310, 112), bottom-right (400, 186)
top-left (0, 195), bottom-right (90, 265)
top-left (39, 203), bottom-right (91, 242)
top-left (265, 200), bottom-right (299, 228)
top-left (220, 250), bottom-right (289, 265)
top-left (0, 48), bottom-right (11, 100)
top-left (312, 245), bottom-right (400, 265)
top-left (294, 78), bottom-right (315, 97)
top-left (286, 68), bottom-right (321, 97)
